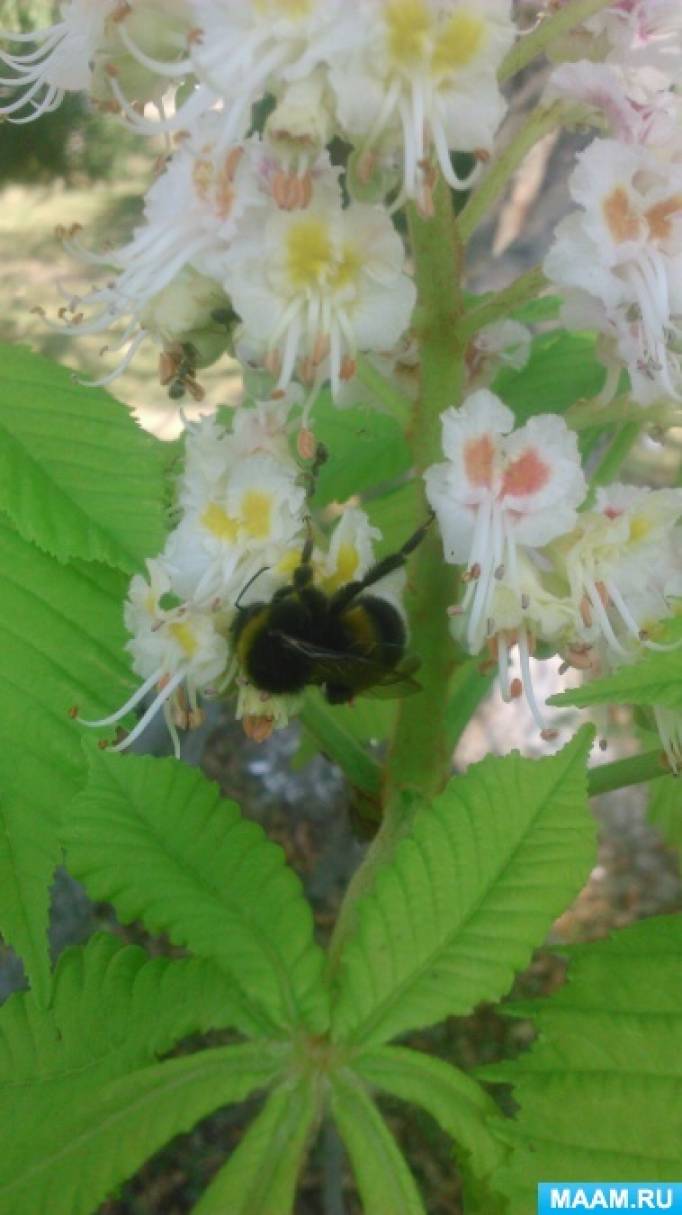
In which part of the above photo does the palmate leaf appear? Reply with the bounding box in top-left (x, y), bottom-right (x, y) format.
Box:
top-left (330, 1070), bottom-right (427, 1215)
top-left (0, 515), bottom-right (134, 997)
top-left (551, 648), bottom-right (682, 712)
top-left (355, 1046), bottom-right (505, 1185)
top-left (0, 784), bottom-right (56, 1010)
top-left (192, 1080), bottom-right (319, 1215)
top-left (65, 749), bottom-right (330, 1037)
top-left (332, 728), bottom-right (596, 1047)
top-left (482, 916), bottom-right (682, 1212)
top-left (0, 343), bottom-right (168, 570)
top-left (0, 934), bottom-right (286, 1215)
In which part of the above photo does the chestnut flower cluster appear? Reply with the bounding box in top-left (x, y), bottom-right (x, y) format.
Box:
top-left (426, 390), bottom-right (682, 768)
top-left (83, 398), bottom-right (404, 751)
top-left (4, 1), bottom-right (682, 762)
top-left (544, 0), bottom-right (682, 404)
top-left (2, 0), bottom-right (514, 398)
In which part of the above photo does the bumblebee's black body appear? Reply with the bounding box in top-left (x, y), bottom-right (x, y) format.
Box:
top-left (231, 517), bottom-right (432, 704)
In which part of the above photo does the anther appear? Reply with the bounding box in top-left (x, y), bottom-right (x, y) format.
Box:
top-left (510, 678), bottom-right (523, 700)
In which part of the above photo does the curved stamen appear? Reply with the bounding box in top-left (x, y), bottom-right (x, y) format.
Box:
top-left (112, 668), bottom-right (187, 751)
top-left (79, 665), bottom-right (163, 727)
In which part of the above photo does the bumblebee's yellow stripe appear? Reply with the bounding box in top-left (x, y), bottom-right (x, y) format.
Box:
top-left (236, 609), bottom-right (269, 668)
top-left (343, 605), bottom-right (380, 655)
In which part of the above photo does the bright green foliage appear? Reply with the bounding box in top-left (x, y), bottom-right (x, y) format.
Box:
top-left (331, 729), bottom-right (596, 1046)
top-left (65, 749), bottom-right (331, 1036)
top-left (552, 648), bottom-right (682, 711)
top-left (648, 776), bottom-right (682, 853)
top-left (0, 934), bottom-right (287, 1215)
top-left (0, 785), bottom-right (55, 1009)
top-left (331, 1070), bottom-right (427, 1215)
top-left (483, 916), bottom-right (682, 1210)
top-left (312, 394), bottom-right (412, 506)
top-left (355, 1046), bottom-right (504, 1184)
top-left (192, 1081), bottom-right (319, 1215)
top-left (494, 330), bottom-right (606, 423)
top-left (0, 344), bottom-right (168, 571)
top-left (0, 516), bottom-right (134, 995)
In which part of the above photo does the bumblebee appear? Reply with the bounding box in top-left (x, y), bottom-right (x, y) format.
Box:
top-left (231, 516), bottom-right (433, 704)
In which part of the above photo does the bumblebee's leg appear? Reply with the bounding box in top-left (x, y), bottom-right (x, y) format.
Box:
top-left (330, 512), bottom-right (435, 611)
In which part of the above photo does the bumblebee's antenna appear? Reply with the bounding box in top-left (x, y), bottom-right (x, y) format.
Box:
top-left (304, 441), bottom-right (328, 501)
top-left (235, 565), bottom-right (270, 611)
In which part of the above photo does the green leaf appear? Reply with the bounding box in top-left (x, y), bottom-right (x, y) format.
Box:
top-left (312, 393), bottom-right (412, 506)
top-left (192, 1080), bottom-right (319, 1215)
top-left (551, 649), bottom-right (682, 712)
top-left (0, 934), bottom-right (285, 1215)
top-left (364, 479), bottom-right (420, 554)
top-left (0, 784), bottom-right (55, 1007)
top-left (65, 749), bottom-right (330, 1036)
top-left (0, 343), bottom-right (168, 570)
top-left (0, 515), bottom-right (134, 994)
top-left (331, 1070), bottom-right (427, 1215)
top-left (332, 728), bottom-right (596, 1047)
top-left (355, 1046), bottom-right (505, 1183)
top-left (493, 330), bottom-right (606, 423)
top-left (482, 916), bottom-right (682, 1209)
top-left (648, 776), bottom-right (682, 853)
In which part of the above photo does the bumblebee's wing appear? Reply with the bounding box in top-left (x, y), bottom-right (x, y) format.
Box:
top-left (274, 632), bottom-right (421, 697)
top-left (273, 632), bottom-right (377, 682)
top-left (360, 657), bottom-right (422, 699)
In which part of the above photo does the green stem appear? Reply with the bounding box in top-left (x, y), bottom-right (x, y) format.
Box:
top-left (499, 0), bottom-right (616, 83)
top-left (385, 185), bottom-right (466, 806)
top-left (584, 421), bottom-right (641, 508)
top-left (461, 265), bottom-right (548, 339)
top-left (566, 394), bottom-right (682, 433)
top-left (328, 180), bottom-right (466, 973)
top-left (458, 103), bottom-right (582, 243)
top-left (356, 356), bottom-right (412, 426)
top-left (587, 749), bottom-right (670, 798)
top-left (299, 696), bottom-right (381, 801)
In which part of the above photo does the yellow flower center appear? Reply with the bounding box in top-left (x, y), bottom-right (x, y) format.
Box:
top-left (254, 0), bottom-right (312, 18)
top-left (385, 0), bottom-right (431, 65)
top-left (201, 502), bottom-right (239, 542)
top-left (241, 490), bottom-right (273, 540)
top-left (276, 548), bottom-right (304, 577)
top-left (325, 542), bottom-right (360, 590)
top-left (169, 622), bottom-right (198, 658)
top-left (286, 218), bottom-right (334, 289)
top-left (330, 244), bottom-right (362, 291)
top-left (384, 0), bottom-right (486, 76)
top-left (285, 221), bottom-right (362, 294)
top-left (431, 11), bottom-right (486, 75)
top-left (629, 514), bottom-right (651, 544)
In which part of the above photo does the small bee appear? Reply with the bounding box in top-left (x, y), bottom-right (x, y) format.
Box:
top-left (231, 514), bottom-right (433, 704)
top-left (159, 342), bottom-right (205, 401)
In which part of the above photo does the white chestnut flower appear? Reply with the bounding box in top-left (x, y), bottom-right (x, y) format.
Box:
top-left (545, 139), bottom-right (682, 405)
top-left (547, 60), bottom-right (682, 147)
top-left (0, 0), bottom-right (117, 122)
top-left (557, 484), bottom-right (682, 661)
top-left (163, 450), bottom-right (307, 602)
top-left (80, 557), bottom-right (230, 757)
top-left (588, 0), bottom-right (682, 86)
top-left (113, 0), bottom-right (350, 143)
top-left (55, 117), bottom-right (264, 384)
top-left (425, 390), bottom-right (586, 731)
top-left (226, 199), bottom-right (416, 398)
top-left (328, 0), bottom-right (516, 207)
